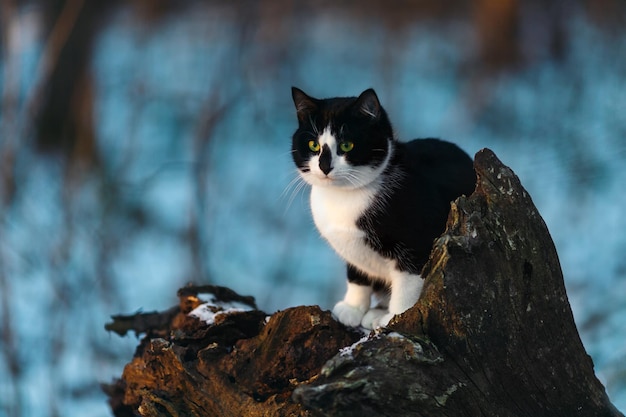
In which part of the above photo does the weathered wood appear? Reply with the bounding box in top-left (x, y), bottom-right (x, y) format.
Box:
top-left (105, 286), bottom-right (362, 416)
top-left (105, 307), bottom-right (180, 338)
top-left (295, 148), bottom-right (622, 416)
top-left (105, 149), bottom-right (623, 417)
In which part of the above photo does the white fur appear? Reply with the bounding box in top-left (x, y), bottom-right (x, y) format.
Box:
top-left (332, 282), bottom-right (372, 327)
top-left (388, 270), bottom-right (424, 315)
top-left (300, 126), bottom-right (423, 328)
top-left (343, 280), bottom-right (373, 308)
top-left (361, 308), bottom-right (388, 329)
top-left (353, 273), bottom-right (424, 329)
top-left (305, 126), bottom-right (396, 280)
top-left (310, 185), bottom-right (397, 280)
top-left (373, 271), bottom-right (424, 328)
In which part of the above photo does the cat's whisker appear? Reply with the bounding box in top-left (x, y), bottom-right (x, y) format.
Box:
top-left (280, 174), bottom-right (303, 200)
top-left (284, 173), bottom-right (306, 193)
top-left (335, 167), bottom-right (360, 182)
top-left (340, 170), bottom-right (364, 188)
top-left (275, 149), bottom-right (298, 161)
top-left (281, 173), bottom-right (309, 214)
top-left (293, 179), bottom-right (311, 209)
top-left (285, 183), bottom-right (305, 212)
top-left (277, 166), bottom-right (304, 184)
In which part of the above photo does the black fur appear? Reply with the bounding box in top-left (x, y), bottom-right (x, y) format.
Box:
top-left (358, 138), bottom-right (476, 277)
top-left (291, 87), bottom-right (476, 287)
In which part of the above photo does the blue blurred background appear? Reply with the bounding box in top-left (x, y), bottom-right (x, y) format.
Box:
top-left (0, 1), bottom-right (625, 415)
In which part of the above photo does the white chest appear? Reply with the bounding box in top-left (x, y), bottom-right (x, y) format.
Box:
top-left (310, 185), bottom-right (395, 281)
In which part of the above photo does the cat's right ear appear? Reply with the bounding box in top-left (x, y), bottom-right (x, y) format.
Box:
top-left (355, 88), bottom-right (381, 120)
top-left (292, 87), bottom-right (317, 122)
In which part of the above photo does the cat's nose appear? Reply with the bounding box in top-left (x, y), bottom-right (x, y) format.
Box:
top-left (319, 144), bottom-right (333, 175)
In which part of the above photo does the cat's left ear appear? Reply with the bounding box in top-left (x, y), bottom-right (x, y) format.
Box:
top-left (355, 88), bottom-right (381, 120)
top-left (292, 87), bottom-right (317, 122)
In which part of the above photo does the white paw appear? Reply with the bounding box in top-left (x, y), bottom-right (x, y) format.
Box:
top-left (332, 301), bottom-right (367, 327)
top-left (360, 308), bottom-right (388, 329)
top-left (370, 312), bottom-right (395, 329)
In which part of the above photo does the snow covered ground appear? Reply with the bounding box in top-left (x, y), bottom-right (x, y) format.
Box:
top-left (1, 4), bottom-right (624, 416)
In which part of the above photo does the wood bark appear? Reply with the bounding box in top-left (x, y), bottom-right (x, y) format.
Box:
top-left (105, 148), bottom-right (623, 417)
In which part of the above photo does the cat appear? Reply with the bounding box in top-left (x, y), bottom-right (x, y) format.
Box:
top-left (290, 87), bottom-right (476, 329)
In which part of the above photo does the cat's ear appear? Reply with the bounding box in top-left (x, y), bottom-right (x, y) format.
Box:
top-left (355, 88), bottom-right (381, 120)
top-left (292, 87), bottom-right (317, 122)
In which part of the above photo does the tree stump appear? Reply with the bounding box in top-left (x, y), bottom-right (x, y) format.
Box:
top-left (104, 149), bottom-right (623, 417)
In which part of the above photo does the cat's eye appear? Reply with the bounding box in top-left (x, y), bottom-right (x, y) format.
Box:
top-left (340, 141), bottom-right (354, 152)
top-left (308, 140), bottom-right (321, 152)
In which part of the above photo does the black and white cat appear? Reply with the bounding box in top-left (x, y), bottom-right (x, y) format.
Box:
top-left (290, 87), bottom-right (475, 329)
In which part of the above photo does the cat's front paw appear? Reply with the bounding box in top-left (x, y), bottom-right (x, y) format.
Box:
top-left (360, 308), bottom-right (388, 329)
top-left (332, 301), bottom-right (367, 327)
top-left (369, 312), bottom-right (395, 329)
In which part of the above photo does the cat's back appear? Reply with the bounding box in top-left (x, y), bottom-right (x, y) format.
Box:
top-left (401, 138), bottom-right (472, 168)
top-left (396, 138), bottom-right (475, 197)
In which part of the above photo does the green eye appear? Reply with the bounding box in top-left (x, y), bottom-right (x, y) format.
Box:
top-left (340, 141), bottom-right (354, 152)
top-left (308, 140), bottom-right (320, 152)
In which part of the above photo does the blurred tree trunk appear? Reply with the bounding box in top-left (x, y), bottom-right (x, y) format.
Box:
top-left (473, 0), bottom-right (521, 70)
top-left (33, 0), bottom-right (117, 166)
top-left (105, 153), bottom-right (622, 415)
top-left (472, 0), bottom-right (568, 71)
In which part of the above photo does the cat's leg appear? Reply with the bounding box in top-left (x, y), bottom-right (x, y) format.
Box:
top-left (332, 264), bottom-right (372, 327)
top-left (371, 271), bottom-right (424, 328)
top-left (371, 280), bottom-right (390, 308)
top-left (361, 281), bottom-right (390, 329)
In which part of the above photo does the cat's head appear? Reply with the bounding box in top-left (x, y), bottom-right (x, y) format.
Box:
top-left (291, 87), bottom-right (394, 189)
